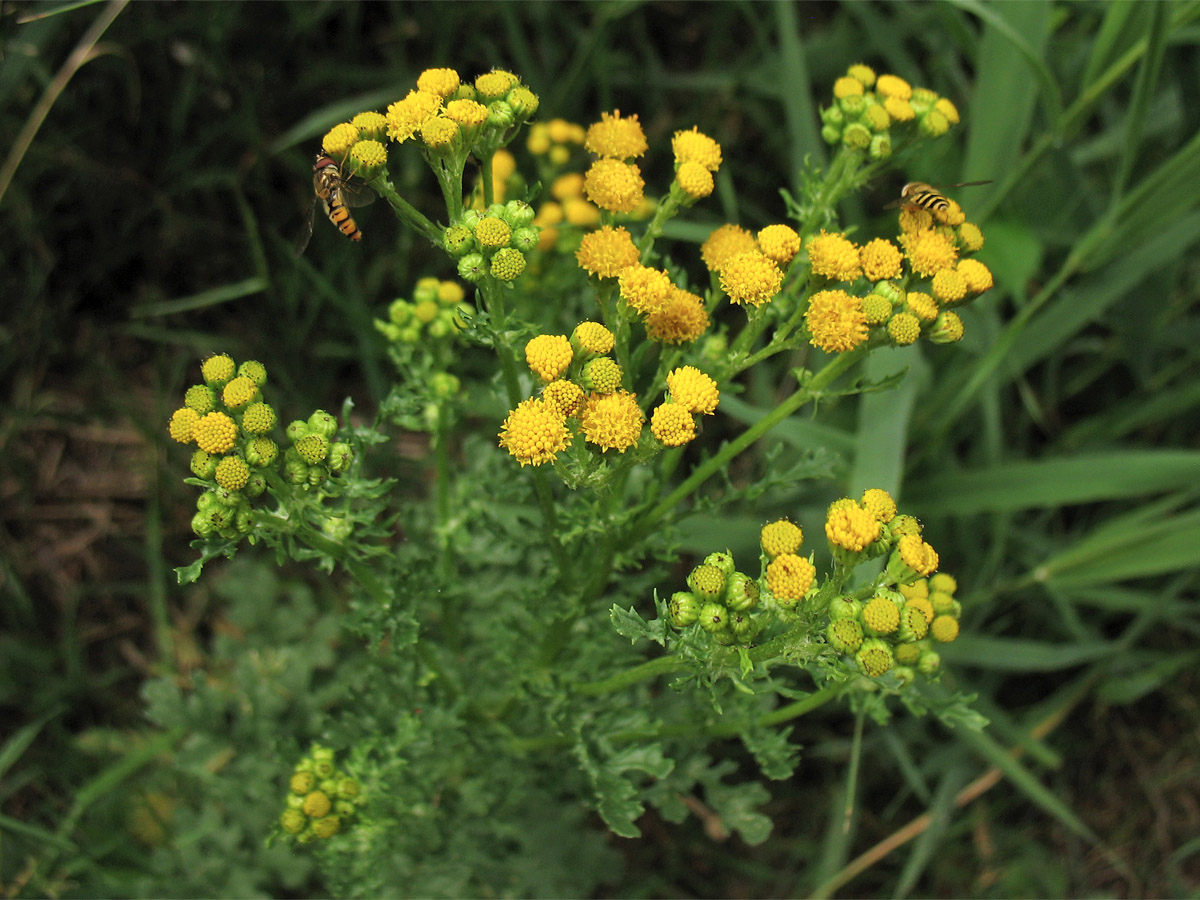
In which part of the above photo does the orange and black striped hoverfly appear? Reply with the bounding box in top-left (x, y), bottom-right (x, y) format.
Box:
top-left (295, 153), bottom-right (376, 254)
top-left (885, 180), bottom-right (992, 215)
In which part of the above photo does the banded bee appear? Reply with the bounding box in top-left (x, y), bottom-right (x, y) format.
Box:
top-left (886, 180), bottom-right (991, 215)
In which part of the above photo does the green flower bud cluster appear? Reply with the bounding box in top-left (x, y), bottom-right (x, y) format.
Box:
top-left (822, 571), bottom-right (963, 682)
top-left (450, 200), bottom-right (540, 284)
top-left (374, 276), bottom-right (472, 344)
top-left (668, 550), bottom-right (763, 646)
top-left (168, 356), bottom-right (356, 543)
top-left (278, 744), bottom-right (366, 846)
top-left (819, 64), bottom-right (961, 159)
top-left (166, 354), bottom-right (276, 542)
top-left (282, 409), bottom-right (354, 486)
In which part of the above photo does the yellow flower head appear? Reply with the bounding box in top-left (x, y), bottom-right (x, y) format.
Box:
top-left (350, 111), bottom-right (387, 142)
top-left (805, 289), bottom-right (868, 353)
top-left (322, 123), bottom-right (359, 159)
top-left (757, 224), bottom-right (801, 264)
top-left (957, 222), bottom-right (985, 253)
top-left (720, 251), bottom-right (784, 308)
top-left (665, 365), bottom-right (719, 415)
top-left (862, 595), bottom-right (899, 635)
top-left (898, 533), bottom-right (939, 576)
top-left (552, 172), bottom-right (586, 200)
top-left (931, 268), bottom-right (968, 304)
top-left (825, 502), bottom-right (881, 552)
top-left (572, 321), bottom-right (615, 355)
top-left (580, 390), bottom-right (644, 452)
top-left (875, 74), bottom-right (913, 100)
top-left (168, 407), bottom-right (200, 444)
top-left (700, 224), bottom-right (758, 273)
top-left (675, 161), bottom-right (714, 199)
top-left (419, 116), bottom-right (459, 150)
top-left (672, 126), bottom-right (722, 171)
top-left (808, 231), bottom-right (862, 282)
top-left (929, 572), bottom-right (957, 593)
top-left (214, 455), bottom-right (250, 492)
top-left (444, 98), bottom-right (489, 127)
top-left (437, 281), bottom-right (465, 304)
top-left (416, 67), bottom-right (461, 98)
top-left (931, 614), bottom-right (959, 643)
top-left (542, 379), bottom-right (586, 418)
top-left (860, 488), bottom-right (897, 523)
top-left (901, 228), bottom-right (958, 277)
top-left (934, 97), bottom-right (960, 124)
top-left (766, 552), bottom-right (816, 601)
top-left (582, 357), bottom-right (622, 394)
top-left (562, 197), bottom-right (601, 226)
top-left (349, 138), bottom-right (388, 174)
top-left (859, 238), bottom-right (903, 281)
top-left (645, 287), bottom-right (709, 344)
top-left (475, 69), bottom-right (519, 99)
top-left (864, 104), bottom-right (891, 132)
top-left (386, 90), bottom-right (443, 143)
top-left (862, 292), bottom-right (892, 325)
top-left (583, 158), bottom-right (645, 214)
top-left (499, 398), bottom-right (571, 467)
top-left (847, 63), bottom-right (876, 87)
top-left (618, 265), bottom-right (674, 315)
top-left (906, 595), bottom-right (935, 626)
top-left (898, 206), bottom-right (934, 234)
top-left (525, 334), bottom-right (573, 382)
top-left (193, 411), bottom-right (238, 455)
top-left (222, 375), bottom-right (257, 409)
top-left (887, 311), bottom-right (921, 345)
top-left (833, 76), bottom-right (864, 99)
top-left (475, 216), bottom-right (512, 248)
top-left (905, 291), bottom-right (939, 322)
top-left (760, 519), bottom-right (803, 558)
top-left (957, 258), bottom-right (994, 293)
top-left (930, 310), bottom-right (965, 344)
top-left (650, 402), bottom-right (697, 447)
top-left (576, 225), bottom-right (639, 278)
top-left (201, 353), bottom-right (236, 386)
top-left (883, 95), bottom-right (915, 122)
top-left (584, 110), bottom-right (648, 160)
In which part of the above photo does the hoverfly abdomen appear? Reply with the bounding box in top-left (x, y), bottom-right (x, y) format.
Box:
top-left (900, 182), bottom-right (950, 213)
top-left (296, 153), bottom-right (376, 254)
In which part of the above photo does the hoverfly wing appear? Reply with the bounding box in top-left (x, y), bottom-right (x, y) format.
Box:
top-left (293, 198), bottom-right (320, 257)
top-left (338, 180), bottom-right (377, 209)
top-left (948, 180), bottom-right (993, 189)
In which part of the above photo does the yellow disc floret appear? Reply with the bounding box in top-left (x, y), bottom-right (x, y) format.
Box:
top-left (957, 258), bottom-right (994, 293)
top-left (201, 353), bottom-right (236, 386)
top-left (618, 265), bottom-right (674, 315)
top-left (862, 595), bottom-right (900, 635)
top-left (386, 90), bottom-right (443, 143)
top-left (583, 159), bottom-right (644, 214)
top-left (221, 375), bottom-right (257, 409)
top-left (675, 161), bottom-right (714, 199)
top-left (757, 224), bottom-right (801, 264)
top-left (542, 379), bottom-right (586, 418)
top-left (475, 69), bottom-right (518, 99)
top-left (931, 268), bottom-right (968, 304)
top-left (322, 123), bottom-right (359, 158)
top-left (475, 216), bottom-right (512, 248)
top-left (805, 289), bottom-right (868, 353)
top-left (807, 231), bottom-right (862, 282)
top-left (576, 226), bottom-right (640, 278)
top-left (665, 366), bottom-right (719, 415)
top-left (719, 251), bottom-right (784, 307)
top-left (898, 533), bottom-right (939, 576)
top-left (193, 412), bottom-right (238, 455)
top-left (901, 228), bottom-right (958, 277)
top-left (859, 238), bottom-right (903, 281)
top-left (168, 408), bottom-right (200, 444)
top-left (766, 552), bottom-right (816, 601)
top-left (214, 455), bottom-right (250, 491)
top-left (302, 791), bottom-right (332, 819)
top-left (860, 488), bottom-right (897, 523)
top-left (584, 110), bottom-right (648, 160)
top-left (875, 74), bottom-right (913, 100)
top-left (580, 390), bottom-right (644, 452)
top-left (525, 334), bottom-right (574, 383)
top-left (499, 398), bottom-right (571, 467)
top-left (444, 98), bottom-right (488, 127)
top-left (825, 502), bottom-right (881, 552)
top-left (416, 67), bottom-right (461, 97)
top-left (572, 321), bottom-right (615, 355)
top-left (671, 126), bottom-right (722, 171)
top-left (760, 519), bottom-right (803, 558)
top-left (887, 311), bottom-right (921, 345)
top-left (905, 291), bottom-right (939, 322)
top-left (700, 224), bottom-right (758, 273)
top-left (931, 614), bottom-right (960, 643)
top-left (650, 402), bottom-right (697, 447)
top-left (645, 288), bottom-right (709, 344)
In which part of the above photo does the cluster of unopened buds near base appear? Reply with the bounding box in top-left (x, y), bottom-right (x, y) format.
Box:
top-left (666, 488), bottom-right (962, 682)
top-left (277, 745), bottom-right (366, 844)
top-left (166, 354), bottom-right (353, 542)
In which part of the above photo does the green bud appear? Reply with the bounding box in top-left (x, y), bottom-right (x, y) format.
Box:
top-left (686, 563), bottom-right (726, 601)
top-left (821, 124), bottom-right (842, 145)
top-left (329, 442), bottom-right (353, 473)
top-left (307, 465), bottom-right (330, 486)
top-left (457, 252), bottom-right (487, 283)
top-left (235, 509), bottom-right (254, 534)
top-left (820, 105), bottom-right (844, 126)
top-left (388, 299), bottom-right (414, 325)
top-left (668, 591), bottom-right (700, 627)
top-left (283, 458), bottom-right (310, 484)
top-left (211, 486), bottom-right (243, 507)
top-left (510, 226), bottom-right (540, 253)
top-left (429, 372), bottom-right (461, 398)
top-left (190, 449), bottom-right (217, 479)
top-left (337, 778), bottom-right (361, 800)
top-left (826, 618), bottom-right (864, 653)
top-left (307, 410), bottom-right (337, 439)
top-left (443, 224), bottom-right (475, 257)
top-left (918, 649), bottom-right (941, 676)
top-left (703, 550), bottom-right (736, 578)
top-left (723, 572), bottom-right (759, 612)
top-left (238, 360), bottom-right (267, 386)
top-left (502, 199), bottom-right (536, 227)
top-left (855, 638), bottom-right (895, 678)
top-left (295, 433), bottom-right (329, 464)
top-left (697, 601), bottom-right (730, 634)
top-left (892, 665), bottom-right (916, 686)
top-left (280, 808), bottom-right (306, 835)
top-left (506, 85), bottom-right (539, 120)
top-left (894, 641), bottom-right (922, 666)
top-left (427, 317), bottom-right (452, 339)
top-left (286, 420), bottom-right (310, 443)
top-left (729, 611), bottom-right (758, 640)
top-left (191, 510), bottom-right (215, 536)
top-left (828, 597), bottom-right (862, 621)
top-left (486, 100), bottom-right (515, 128)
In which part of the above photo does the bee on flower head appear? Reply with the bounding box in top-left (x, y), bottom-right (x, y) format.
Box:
top-left (295, 153), bottom-right (376, 254)
top-left (885, 180), bottom-right (991, 215)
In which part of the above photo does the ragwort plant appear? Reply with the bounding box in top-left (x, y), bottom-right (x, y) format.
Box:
top-left (164, 64), bottom-right (993, 895)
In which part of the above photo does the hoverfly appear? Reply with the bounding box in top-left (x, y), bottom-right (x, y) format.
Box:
top-left (885, 180), bottom-right (992, 215)
top-left (295, 153), bottom-right (376, 254)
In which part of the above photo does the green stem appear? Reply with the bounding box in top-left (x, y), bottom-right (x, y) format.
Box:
top-left (630, 347), bottom-right (866, 542)
top-left (636, 184), bottom-right (686, 262)
top-left (369, 174), bottom-right (443, 246)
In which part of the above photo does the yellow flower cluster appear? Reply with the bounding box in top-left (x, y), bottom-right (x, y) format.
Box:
top-left (375, 277), bottom-right (470, 346)
top-left (585, 110), bottom-right (648, 161)
top-left (527, 117), bottom-right (587, 165)
top-left (644, 287), bottom-right (709, 345)
top-left (278, 745), bottom-right (366, 844)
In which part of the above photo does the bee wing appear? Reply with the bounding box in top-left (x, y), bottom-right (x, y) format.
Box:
top-left (293, 198), bottom-right (320, 257)
top-left (338, 181), bottom-right (377, 208)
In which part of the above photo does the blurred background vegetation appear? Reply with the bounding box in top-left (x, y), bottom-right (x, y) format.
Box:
top-left (3, 0), bottom-right (1199, 896)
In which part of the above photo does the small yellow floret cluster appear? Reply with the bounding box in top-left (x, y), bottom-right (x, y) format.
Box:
top-left (665, 366), bottom-right (719, 415)
top-left (498, 398), bottom-right (572, 466)
top-left (760, 520), bottom-right (803, 558)
top-left (278, 745), bottom-right (366, 845)
top-left (375, 277), bottom-right (472, 346)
